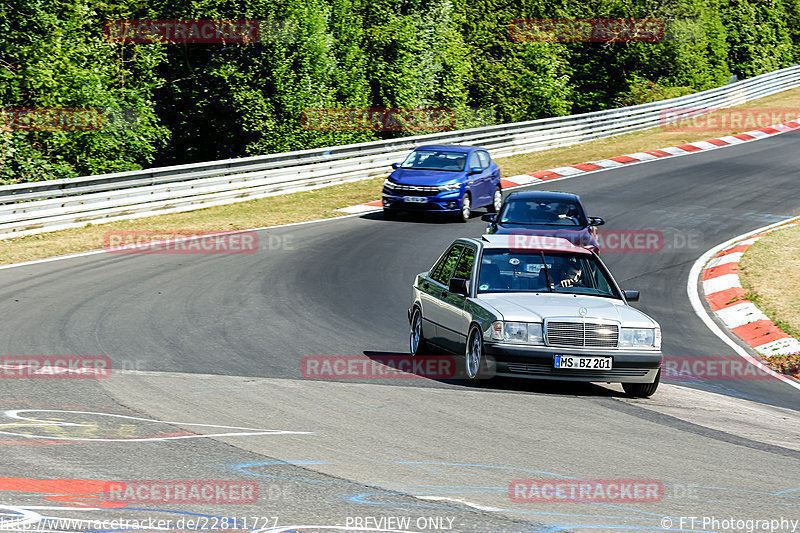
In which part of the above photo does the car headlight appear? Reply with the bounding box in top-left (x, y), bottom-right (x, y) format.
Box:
top-left (383, 178), bottom-right (397, 190)
top-left (437, 181), bottom-right (461, 191)
top-left (619, 327), bottom-right (659, 348)
top-left (491, 321), bottom-right (543, 344)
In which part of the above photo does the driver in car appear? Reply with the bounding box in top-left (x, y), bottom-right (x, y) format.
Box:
top-left (555, 203), bottom-right (579, 224)
top-left (559, 263), bottom-right (584, 287)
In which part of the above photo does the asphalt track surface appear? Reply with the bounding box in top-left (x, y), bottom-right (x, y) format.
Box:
top-left (0, 129), bottom-right (799, 533)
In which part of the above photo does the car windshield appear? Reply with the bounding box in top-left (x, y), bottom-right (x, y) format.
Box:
top-left (477, 250), bottom-right (619, 297)
top-left (401, 150), bottom-right (467, 171)
top-left (498, 198), bottom-right (587, 226)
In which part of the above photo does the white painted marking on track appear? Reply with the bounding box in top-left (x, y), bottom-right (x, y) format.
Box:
top-left (417, 495), bottom-right (504, 511)
top-left (0, 410), bottom-right (312, 442)
top-left (702, 274), bottom-right (742, 295)
top-left (505, 175), bottom-right (542, 185)
top-left (588, 159), bottom-right (625, 168)
top-left (706, 252), bottom-right (744, 268)
top-left (716, 135), bottom-right (747, 144)
top-left (689, 141), bottom-right (723, 150)
top-left (336, 204), bottom-right (383, 214)
top-left (747, 130), bottom-right (771, 139)
top-left (659, 146), bottom-right (693, 155)
top-left (258, 526), bottom-right (421, 533)
top-left (755, 337), bottom-right (800, 356)
top-left (715, 302), bottom-right (770, 329)
top-left (545, 166), bottom-right (585, 176)
top-left (735, 236), bottom-right (763, 247)
top-left (625, 152), bottom-right (660, 161)
top-left (0, 505), bottom-right (43, 529)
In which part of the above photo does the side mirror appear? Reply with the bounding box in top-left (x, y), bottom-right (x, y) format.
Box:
top-left (481, 213), bottom-right (497, 223)
top-left (449, 277), bottom-right (469, 296)
top-left (589, 217), bottom-right (605, 226)
top-left (623, 290), bottom-right (640, 302)
top-left (469, 166), bottom-right (483, 175)
top-left (391, 163), bottom-right (400, 169)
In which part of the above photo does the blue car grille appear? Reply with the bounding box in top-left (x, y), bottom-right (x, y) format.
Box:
top-left (386, 184), bottom-right (443, 196)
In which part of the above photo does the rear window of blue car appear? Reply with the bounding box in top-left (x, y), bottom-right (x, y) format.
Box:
top-left (401, 150), bottom-right (467, 171)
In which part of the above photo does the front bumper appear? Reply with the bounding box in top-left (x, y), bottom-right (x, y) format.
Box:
top-left (382, 189), bottom-right (463, 213)
top-left (484, 343), bottom-right (662, 383)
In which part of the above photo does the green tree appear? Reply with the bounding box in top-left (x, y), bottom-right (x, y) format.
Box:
top-left (0, 0), bottom-right (169, 183)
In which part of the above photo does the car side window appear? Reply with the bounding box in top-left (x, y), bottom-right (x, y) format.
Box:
top-left (430, 245), bottom-right (464, 285)
top-left (585, 258), bottom-right (615, 296)
top-left (468, 152), bottom-right (481, 170)
top-left (477, 151), bottom-right (491, 169)
top-left (452, 247), bottom-right (475, 281)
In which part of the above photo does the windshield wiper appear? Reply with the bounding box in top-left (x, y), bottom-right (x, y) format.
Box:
top-left (539, 251), bottom-right (554, 292)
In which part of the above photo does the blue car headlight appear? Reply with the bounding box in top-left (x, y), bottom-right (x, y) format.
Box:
top-left (383, 178), bottom-right (398, 190)
top-left (437, 181), bottom-right (461, 192)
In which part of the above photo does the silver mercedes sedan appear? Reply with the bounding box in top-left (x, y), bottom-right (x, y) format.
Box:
top-left (408, 235), bottom-right (663, 396)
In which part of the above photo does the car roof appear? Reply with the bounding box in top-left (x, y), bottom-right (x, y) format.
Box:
top-left (456, 235), bottom-right (593, 255)
top-left (505, 190), bottom-right (581, 202)
top-left (414, 144), bottom-right (478, 153)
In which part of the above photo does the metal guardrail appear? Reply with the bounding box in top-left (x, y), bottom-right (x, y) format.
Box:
top-left (2, 66), bottom-right (799, 238)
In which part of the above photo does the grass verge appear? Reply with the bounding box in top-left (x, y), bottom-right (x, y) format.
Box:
top-left (2, 87), bottom-right (800, 266)
top-left (0, 178), bottom-right (384, 265)
top-left (499, 87), bottom-right (800, 175)
top-left (738, 222), bottom-right (800, 378)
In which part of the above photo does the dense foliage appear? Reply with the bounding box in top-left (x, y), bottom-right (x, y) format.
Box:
top-left (1, 0), bottom-right (798, 182)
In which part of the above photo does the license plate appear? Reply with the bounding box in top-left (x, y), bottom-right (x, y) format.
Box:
top-left (554, 355), bottom-right (612, 370)
top-left (404, 196), bottom-right (427, 203)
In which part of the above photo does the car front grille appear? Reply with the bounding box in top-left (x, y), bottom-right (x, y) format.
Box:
top-left (546, 321), bottom-right (619, 348)
top-left (385, 184), bottom-right (442, 196)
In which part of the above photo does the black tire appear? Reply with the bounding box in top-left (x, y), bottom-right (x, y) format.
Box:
top-left (409, 308), bottom-right (430, 355)
top-left (456, 193), bottom-right (471, 223)
top-left (487, 186), bottom-right (502, 213)
top-left (464, 326), bottom-right (493, 380)
top-left (622, 369), bottom-right (660, 397)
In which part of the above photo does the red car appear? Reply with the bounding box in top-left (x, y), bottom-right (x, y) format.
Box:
top-left (482, 191), bottom-right (605, 253)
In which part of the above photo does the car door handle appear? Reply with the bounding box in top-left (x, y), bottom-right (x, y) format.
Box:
top-left (441, 291), bottom-right (448, 298)
top-left (423, 283), bottom-right (429, 290)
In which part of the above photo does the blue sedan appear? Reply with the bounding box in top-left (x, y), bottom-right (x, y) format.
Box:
top-left (382, 145), bottom-right (503, 222)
